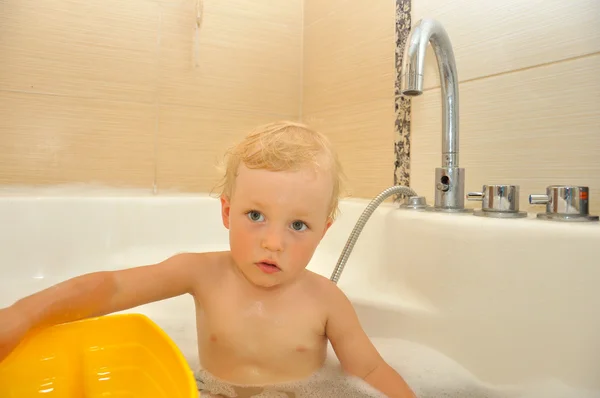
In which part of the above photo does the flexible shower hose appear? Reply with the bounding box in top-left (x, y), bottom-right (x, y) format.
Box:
top-left (329, 185), bottom-right (417, 284)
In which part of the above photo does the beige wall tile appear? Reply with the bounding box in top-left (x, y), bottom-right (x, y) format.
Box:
top-left (0, 0), bottom-right (159, 103)
top-left (156, 105), bottom-right (295, 192)
top-left (302, 1), bottom-right (396, 199)
top-left (304, 0), bottom-right (349, 27)
top-left (303, 0), bottom-right (395, 115)
top-left (412, 0), bottom-right (600, 90)
top-left (304, 99), bottom-right (396, 199)
top-left (0, 0), bottom-right (303, 189)
top-left (410, 54), bottom-right (600, 215)
top-left (0, 91), bottom-right (155, 187)
top-left (159, 0), bottom-right (302, 116)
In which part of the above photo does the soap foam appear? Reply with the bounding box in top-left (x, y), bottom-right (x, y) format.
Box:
top-left (195, 364), bottom-right (385, 397)
top-left (194, 338), bottom-right (600, 398)
top-left (369, 337), bottom-right (600, 398)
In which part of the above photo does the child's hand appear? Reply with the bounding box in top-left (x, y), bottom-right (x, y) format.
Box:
top-left (0, 306), bottom-right (30, 363)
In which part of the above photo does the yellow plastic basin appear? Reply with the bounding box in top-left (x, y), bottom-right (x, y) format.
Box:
top-left (0, 313), bottom-right (198, 397)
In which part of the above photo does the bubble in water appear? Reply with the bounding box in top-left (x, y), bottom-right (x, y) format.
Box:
top-left (196, 364), bottom-right (386, 398)
top-left (369, 337), bottom-right (600, 398)
top-left (191, 337), bottom-right (600, 398)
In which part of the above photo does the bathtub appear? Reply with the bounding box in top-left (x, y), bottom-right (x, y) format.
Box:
top-left (1, 188), bottom-right (599, 397)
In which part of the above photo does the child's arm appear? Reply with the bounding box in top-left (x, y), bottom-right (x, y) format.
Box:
top-left (325, 284), bottom-right (416, 398)
top-left (1, 252), bottom-right (212, 362)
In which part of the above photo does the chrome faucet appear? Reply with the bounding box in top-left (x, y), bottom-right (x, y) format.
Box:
top-left (400, 18), bottom-right (467, 212)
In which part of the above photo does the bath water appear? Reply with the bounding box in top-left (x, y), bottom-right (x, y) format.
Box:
top-left (184, 337), bottom-right (600, 398)
top-left (371, 337), bottom-right (600, 398)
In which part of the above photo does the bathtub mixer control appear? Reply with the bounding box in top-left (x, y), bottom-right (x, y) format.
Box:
top-left (466, 185), bottom-right (527, 218)
top-left (461, 184), bottom-right (598, 222)
top-left (529, 185), bottom-right (598, 222)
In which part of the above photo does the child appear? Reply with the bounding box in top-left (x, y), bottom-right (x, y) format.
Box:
top-left (0, 121), bottom-right (415, 397)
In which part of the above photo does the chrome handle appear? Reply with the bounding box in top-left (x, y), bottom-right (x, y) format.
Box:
top-left (437, 182), bottom-right (450, 192)
top-left (529, 194), bottom-right (550, 205)
top-left (466, 192), bottom-right (483, 201)
top-left (468, 185), bottom-right (521, 212)
top-left (466, 184), bottom-right (526, 218)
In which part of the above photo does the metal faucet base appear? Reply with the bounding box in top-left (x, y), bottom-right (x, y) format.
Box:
top-left (398, 196), bottom-right (431, 210)
top-left (427, 206), bottom-right (473, 214)
top-left (536, 213), bottom-right (599, 222)
top-left (473, 209), bottom-right (528, 219)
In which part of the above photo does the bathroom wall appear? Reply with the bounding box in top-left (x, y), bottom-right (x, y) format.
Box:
top-left (405, 0), bottom-right (600, 214)
top-left (0, 0), bottom-right (302, 193)
top-left (4, 0), bottom-right (596, 212)
top-left (302, 0), bottom-right (397, 199)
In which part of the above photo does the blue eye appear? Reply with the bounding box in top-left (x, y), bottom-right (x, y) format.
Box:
top-left (291, 221), bottom-right (307, 231)
top-left (247, 211), bottom-right (264, 222)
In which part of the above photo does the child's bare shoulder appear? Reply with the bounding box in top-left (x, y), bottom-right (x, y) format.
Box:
top-left (303, 271), bottom-right (360, 318)
top-left (162, 250), bottom-right (233, 291)
top-left (171, 250), bottom-right (230, 268)
top-left (302, 270), bottom-right (349, 303)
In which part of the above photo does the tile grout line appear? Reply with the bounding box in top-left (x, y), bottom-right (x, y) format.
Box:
top-left (153, 7), bottom-right (163, 195)
top-left (299, 0), bottom-right (304, 122)
top-left (303, 0), bottom-right (351, 29)
top-left (0, 88), bottom-right (155, 106)
top-left (420, 51), bottom-right (600, 94)
top-left (0, 87), bottom-right (296, 122)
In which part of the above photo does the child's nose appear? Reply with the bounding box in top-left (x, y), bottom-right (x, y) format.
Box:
top-left (261, 228), bottom-right (284, 252)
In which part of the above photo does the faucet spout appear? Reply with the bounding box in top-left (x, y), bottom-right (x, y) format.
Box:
top-left (401, 18), bottom-right (459, 168)
top-left (400, 18), bottom-right (467, 212)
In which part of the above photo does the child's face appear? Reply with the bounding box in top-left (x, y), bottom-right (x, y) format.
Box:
top-left (221, 163), bottom-right (333, 288)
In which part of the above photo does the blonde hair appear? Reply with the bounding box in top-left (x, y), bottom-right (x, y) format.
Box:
top-left (215, 121), bottom-right (345, 220)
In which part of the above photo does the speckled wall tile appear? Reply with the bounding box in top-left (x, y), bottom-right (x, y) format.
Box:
top-left (394, 0), bottom-right (411, 187)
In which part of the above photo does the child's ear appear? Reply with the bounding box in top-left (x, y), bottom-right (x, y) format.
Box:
top-left (321, 217), bottom-right (333, 238)
top-left (221, 196), bottom-right (231, 229)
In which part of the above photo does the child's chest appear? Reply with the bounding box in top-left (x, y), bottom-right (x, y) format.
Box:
top-left (197, 285), bottom-right (327, 360)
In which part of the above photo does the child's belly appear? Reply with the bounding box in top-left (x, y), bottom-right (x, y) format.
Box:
top-left (195, 312), bottom-right (328, 385)
top-left (197, 331), bottom-right (328, 385)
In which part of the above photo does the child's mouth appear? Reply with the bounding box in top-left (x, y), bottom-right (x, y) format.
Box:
top-left (256, 261), bottom-right (280, 274)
